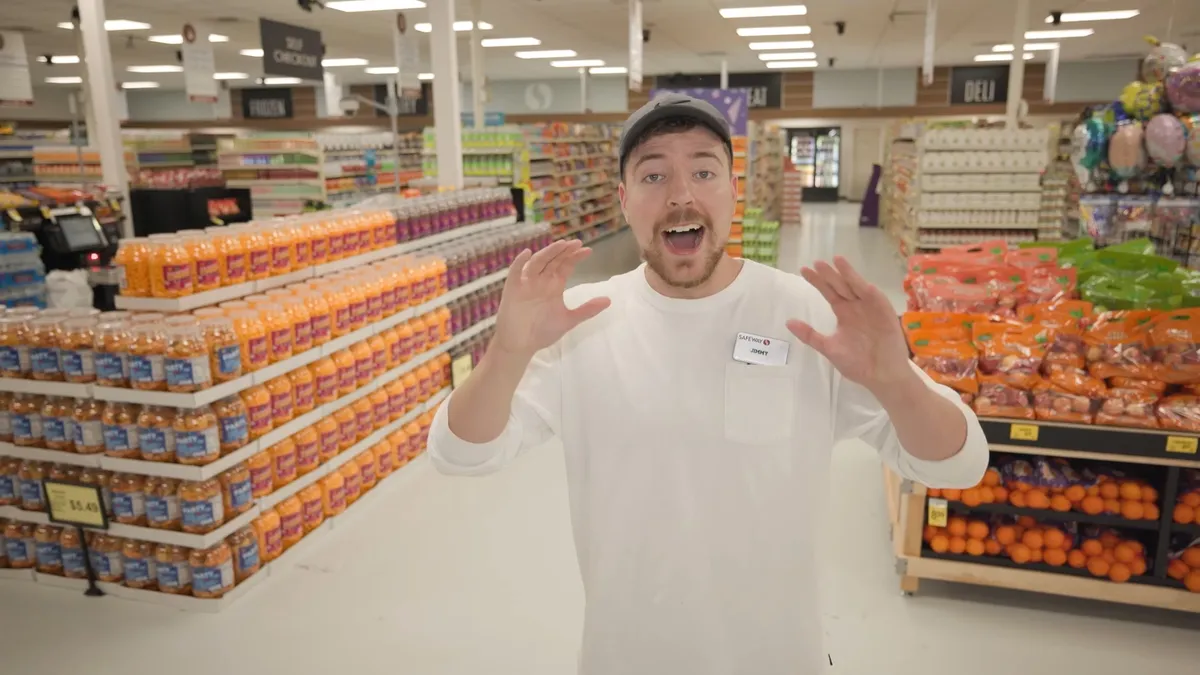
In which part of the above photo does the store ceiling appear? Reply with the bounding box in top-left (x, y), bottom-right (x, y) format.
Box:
top-left (1, 0), bottom-right (1197, 90)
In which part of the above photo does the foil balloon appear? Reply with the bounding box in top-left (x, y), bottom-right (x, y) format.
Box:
top-left (1142, 36), bottom-right (1189, 84)
top-left (1120, 81), bottom-right (1166, 121)
top-left (1145, 113), bottom-right (1186, 168)
top-left (1080, 116), bottom-right (1109, 169)
top-left (1166, 59), bottom-right (1200, 114)
top-left (1108, 122), bottom-right (1146, 180)
top-left (1069, 124), bottom-right (1092, 186)
top-left (1183, 114), bottom-right (1200, 167)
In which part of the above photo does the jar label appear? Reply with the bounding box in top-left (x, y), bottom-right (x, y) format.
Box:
top-left (89, 549), bottom-right (124, 580)
top-left (235, 540), bottom-right (260, 573)
top-left (6, 538), bottom-right (34, 565)
top-left (372, 350), bottom-right (387, 375)
top-left (366, 295), bottom-right (382, 320)
top-left (281, 510), bottom-right (303, 539)
top-left (374, 400), bottom-right (390, 425)
top-left (35, 541), bottom-right (62, 569)
top-left (338, 418), bottom-right (357, 444)
top-left (327, 485), bottom-right (346, 512)
top-left (377, 451), bottom-right (394, 473)
top-left (228, 477), bottom-right (253, 511)
top-left (355, 358), bottom-right (372, 384)
top-left (181, 493), bottom-right (224, 529)
top-left (293, 320), bottom-right (312, 349)
top-left (349, 300), bottom-right (367, 326)
top-left (225, 253), bottom-right (247, 282)
top-left (62, 348), bottom-right (95, 379)
top-left (163, 263), bottom-right (192, 293)
top-left (103, 424), bottom-right (140, 453)
top-left (394, 285), bottom-right (411, 308)
top-left (250, 463), bottom-right (273, 496)
top-left (397, 336), bottom-right (414, 361)
top-left (177, 427), bottom-right (219, 461)
top-left (196, 259), bottom-right (220, 287)
top-left (275, 452), bottom-right (297, 481)
top-left (311, 237), bottom-right (329, 262)
top-left (296, 439), bottom-right (319, 470)
top-left (247, 336), bottom-right (269, 367)
top-left (192, 559), bottom-right (234, 595)
top-left (146, 493), bottom-right (181, 526)
top-left (13, 412), bottom-right (43, 443)
top-left (75, 419), bottom-right (103, 449)
top-left (158, 560), bottom-right (191, 590)
top-left (356, 409), bottom-right (373, 435)
top-left (129, 353), bottom-right (165, 384)
top-left (344, 473), bottom-right (362, 498)
top-left (271, 391), bottom-right (293, 422)
top-left (95, 352), bottom-right (127, 382)
top-left (294, 240), bottom-right (311, 267)
top-left (111, 490), bottom-right (146, 519)
top-left (311, 314), bottom-right (332, 342)
top-left (44, 416), bottom-right (68, 445)
top-left (0, 410), bottom-right (11, 438)
top-left (247, 402), bottom-right (272, 436)
top-left (360, 461), bottom-right (377, 485)
top-left (269, 328), bottom-right (292, 359)
top-left (30, 346), bottom-right (60, 376)
top-left (333, 307), bottom-right (351, 333)
top-left (166, 355), bottom-right (212, 388)
top-left (319, 429), bottom-right (339, 459)
top-left (124, 557), bottom-right (157, 585)
top-left (315, 373), bottom-right (337, 401)
top-left (249, 250), bottom-right (270, 277)
top-left (294, 381), bottom-right (315, 411)
top-left (328, 234), bottom-right (344, 258)
top-left (302, 496), bottom-right (323, 527)
top-left (0, 474), bottom-right (14, 501)
top-left (271, 245), bottom-right (291, 271)
top-left (62, 546), bottom-right (86, 576)
top-left (0, 345), bottom-right (24, 373)
top-left (139, 426), bottom-right (174, 458)
top-left (215, 344), bottom-right (242, 376)
top-left (218, 414), bottom-right (249, 447)
top-left (338, 365), bottom-right (356, 392)
top-left (381, 288), bottom-right (396, 315)
top-left (263, 527), bottom-right (283, 557)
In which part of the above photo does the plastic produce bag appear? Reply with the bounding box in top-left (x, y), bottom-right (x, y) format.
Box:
top-left (1149, 308), bottom-right (1200, 384)
top-left (908, 332), bottom-right (979, 394)
top-left (1085, 311), bottom-right (1157, 380)
top-left (1157, 394), bottom-right (1200, 432)
top-left (1033, 384), bottom-right (1096, 424)
top-left (45, 269), bottom-right (92, 309)
top-left (974, 374), bottom-right (1036, 420)
top-left (1096, 388), bottom-right (1160, 429)
top-left (973, 323), bottom-right (1047, 389)
top-left (1044, 362), bottom-right (1108, 398)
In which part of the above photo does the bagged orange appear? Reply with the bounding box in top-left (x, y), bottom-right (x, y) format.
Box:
top-left (1148, 308), bottom-right (1200, 384)
top-left (973, 374), bottom-right (1036, 420)
top-left (972, 323), bottom-right (1047, 389)
top-left (1084, 311), bottom-right (1157, 381)
top-left (908, 331), bottom-right (979, 394)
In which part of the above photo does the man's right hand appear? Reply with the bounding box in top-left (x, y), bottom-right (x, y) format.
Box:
top-left (492, 239), bottom-right (611, 359)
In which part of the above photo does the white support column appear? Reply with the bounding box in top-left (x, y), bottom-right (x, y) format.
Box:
top-left (580, 68), bottom-right (589, 112)
top-left (469, 0), bottom-right (485, 129)
top-left (78, 0), bottom-right (132, 236)
top-left (720, 58), bottom-right (729, 89)
top-left (1005, 0), bottom-right (1030, 127)
top-left (1044, 45), bottom-right (1060, 104)
top-left (429, 0), bottom-right (464, 189)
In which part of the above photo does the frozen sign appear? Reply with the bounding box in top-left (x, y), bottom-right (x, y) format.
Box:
top-left (648, 88), bottom-right (749, 136)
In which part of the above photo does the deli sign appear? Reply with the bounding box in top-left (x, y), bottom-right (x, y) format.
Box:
top-left (949, 65), bottom-right (1009, 105)
top-left (259, 18), bottom-right (323, 80)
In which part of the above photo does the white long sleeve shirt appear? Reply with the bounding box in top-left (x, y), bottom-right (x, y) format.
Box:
top-left (429, 260), bottom-right (989, 675)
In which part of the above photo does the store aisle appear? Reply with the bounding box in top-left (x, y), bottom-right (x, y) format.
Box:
top-left (4, 206), bottom-right (1200, 674)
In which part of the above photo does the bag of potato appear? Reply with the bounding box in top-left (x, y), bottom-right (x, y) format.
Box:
top-left (1096, 387), bottom-right (1160, 429)
top-left (1149, 308), bottom-right (1200, 384)
top-left (908, 331), bottom-right (979, 395)
top-left (974, 374), bottom-right (1037, 420)
top-left (1157, 395), bottom-right (1200, 432)
top-left (973, 323), bottom-right (1048, 390)
top-left (1085, 310), bottom-right (1158, 380)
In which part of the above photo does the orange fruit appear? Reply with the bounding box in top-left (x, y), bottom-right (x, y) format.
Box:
top-left (1081, 539), bottom-right (1103, 557)
top-left (1183, 491), bottom-right (1200, 508)
top-left (1108, 562), bottom-right (1132, 583)
top-left (947, 517), bottom-right (968, 537)
top-left (1027, 491), bottom-right (1051, 510)
top-left (1022, 529), bottom-right (1045, 550)
top-left (942, 488), bottom-right (963, 502)
top-left (1118, 482), bottom-right (1142, 501)
top-left (984, 539), bottom-right (1002, 556)
top-left (1128, 541), bottom-right (1145, 555)
top-left (1102, 549), bottom-right (1117, 564)
top-left (1174, 504), bottom-right (1196, 524)
top-left (965, 539), bottom-right (986, 556)
top-left (1121, 501), bottom-right (1145, 521)
top-left (930, 534), bottom-right (950, 553)
top-left (995, 525), bottom-right (1017, 546)
top-left (1067, 550), bottom-right (1087, 569)
top-left (978, 486), bottom-right (995, 504)
top-left (1143, 503), bottom-right (1160, 521)
top-left (961, 488), bottom-right (982, 507)
top-left (1168, 559), bottom-right (1190, 580)
top-left (1064, 485), bottom-right (1086, 502)
top-left (1103, 498), bottom-right (1122, 514)
top-left (1009, 543), bottom-right (1032, 564)
top-left (1030, 548), bottom-right (1044, 563)
top-left (1043, 548), bottom-right (1067, 567)
top-left (992, 486), bottom-right (1009, 503)
top-left (1184, 571), bottom-right (1200, 593)
top-left (1141, 486), bottom-right (1158, 504)
top-left (949, 536), bottom-right (967, 555)
top-left (967, 521), bottom-right (989, 540)
top-left (927, 487), bottom-right (943, 498)
top-left (1113, 543), bottom-right (1137, 563)
top-left (1100, 532), bottom-right (1121, 548)
top-left (1050, 495), bottom-right (1072, 512)
top-left (982, 468), bottom-right (1002, 487)
top-left (1099, 482), bottom-right (1120, 500)
top-left (1194, 509), bottom-right (1200, 525)
top-left (1087, 557), bottom-right (1111, 578)
top-left (1130, 558), bottom-right (1147, 576)
top-left (923, 525), bottom-right (938, 543)
top-left (1042, 529), bottom-right (1065, 550)
top-left (1009, 490), bottom-right (1028, 508)
top-left (1017, 516), bottom-right (1038, 528)
top-left (1080, 495), bottom-right (1104, 515)
top-left (1181, 547), bottom-right (1200, 569)
top-left (1085, 484), bottom-right (1101, 498)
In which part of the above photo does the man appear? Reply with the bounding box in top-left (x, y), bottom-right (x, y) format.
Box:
top-left (429, 93), bottom-right (989, 674)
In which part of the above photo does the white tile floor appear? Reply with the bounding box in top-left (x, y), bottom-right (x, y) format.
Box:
top-left (4, 205), bottom-right (1200, 674)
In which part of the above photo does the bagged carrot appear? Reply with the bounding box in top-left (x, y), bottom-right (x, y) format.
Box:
top-left (973, 374), bottom-right (1036, 420)
top-left (1148, 308), bottom-right (1200, 384)
top-left (908, 332), bottom-right (979, 394)
top-left (1084, 310), bottom-right (1157, 380)
top-left (1032, 382), bottom-right (1096, 424)
top-left (1156, 394), bottom-right (1200, 432)
top-left (1096, 388), bottom-right (1160, 429)
top-left (972, 322), bottom-right (1048, 389)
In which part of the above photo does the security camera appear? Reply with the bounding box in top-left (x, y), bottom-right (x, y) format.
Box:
top-left (1049, 11), bottom-right (1062, 26)
top-left (642, 28), bottom-right (650, 43)
top-left (175, 50), bottom-right (183, 63)
top-left (338, 97), bottom-right (361, 116)
top-left (835, 21), bottom-right (846, 36)
top-left (298, 0), bottom-right (324, 12)
top-left (828, 57), bottom-right (835, 68)
top-left (41, 54), bottom-right (54, 65)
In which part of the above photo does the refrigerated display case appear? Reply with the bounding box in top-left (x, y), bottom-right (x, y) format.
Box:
top-left (787, 127), bottom-right (841, 203)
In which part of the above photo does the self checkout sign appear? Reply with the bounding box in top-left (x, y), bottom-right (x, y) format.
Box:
top-left (44, 480), bottom-right (108, 529)
top-left (949, 66), bottom-right (1009, 105)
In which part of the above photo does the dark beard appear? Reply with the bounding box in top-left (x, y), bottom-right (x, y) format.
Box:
top-left (642, 242), bottom-right (725, 289)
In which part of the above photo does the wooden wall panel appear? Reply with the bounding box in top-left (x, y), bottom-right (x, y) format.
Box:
top-left (780, 71), bottom-right (813, 110)
top-left (915, 67), bottom-right (952, 107)
top-left (627, 77), bottom-right (655, 111)
top-left (1020, 63), bottom-right (1047, 104)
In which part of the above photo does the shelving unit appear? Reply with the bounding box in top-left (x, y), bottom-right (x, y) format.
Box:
top-left (32, 146), bottom-right (105, 186)
top-left (522, 126), bottom-right (624, 244)
top-left (0, 141), bottom-right (36, 187)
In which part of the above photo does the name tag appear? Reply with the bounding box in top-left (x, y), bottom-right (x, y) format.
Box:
top-left (732, 332), bottom-right (789, 366)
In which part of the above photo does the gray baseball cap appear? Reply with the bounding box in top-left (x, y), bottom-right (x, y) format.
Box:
top-left (619, 92), bottom-right (733, 176)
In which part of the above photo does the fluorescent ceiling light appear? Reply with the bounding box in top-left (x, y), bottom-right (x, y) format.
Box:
top-left (239, 49), bottom-right (264, 57)
top-left (551, 59), bottom-right (604, 68)
top-left (1045, 10), bottom-right (1138, 23)
top-left (589, 66), bottom-right (627, 74)
top-left (736, 26), bottom-right (811, 36)
top-left (213, 72), bottom-right (248, 80)
top-left (262, 77), bottom-right (302, 85)
top-left (719, 5), bottom-right (806, 19)
top-left (481, 37), bottom-right (541, 47)
top-left (1024, 29), bottom-right (1094, 39)
top-left (322, 58), bottom-right (369, 67)
top-left (365, 66), bottom-right (399, 74)
top-left (45, 76), bottom-right (83, 84)
top-left (126, 65), bottom-right (183, 73)
top-left (515, 49), bottom-right (576, 59)
top-left (974, 53), bottom-right (1034, 62)
top-left (748, 40), bottom-right (814, 50)
top-left (38, 55), bottom-right (80, 64)
top-left (326, 0), bottom-right (427, 11)
top-left (993, 42), bottom-right (1059, 52)
top-left (418, 73), bottom-right (434, 80)
top-left (122, 81), bottom-right (161, 89)
top-left (414, 21), bottom-right (492, 32)
top-left (148, 33), bottom-right (228, 44)
top-left (765, 60), bottom-right (818, 68)
top-left (758, 51), bottom-right (816, 61)
top-left (58, 19), bottom-right (149, 31)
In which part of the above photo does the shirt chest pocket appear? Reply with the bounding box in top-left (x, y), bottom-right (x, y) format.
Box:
top-left (723, 362), bottom-right (795, 445)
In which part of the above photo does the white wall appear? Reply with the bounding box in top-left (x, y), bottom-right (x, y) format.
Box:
top-left (126, 89), bottom-right (232, 121)
top-left (1055, 59), bottom-right (1138, 103)
top-left (812, 68), bottom-right (918, 108)
top-left (4, 87), bottom-right (76, 120)
top-left (462, 76), bottom-right (629, 115)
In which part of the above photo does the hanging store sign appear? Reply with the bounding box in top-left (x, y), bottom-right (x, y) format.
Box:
top-left (242, 87), bottom-right (294, 119)
top-left (629, 0), bottom-right (643, 92)
top-left (949, 65), bottom-right (1009, 105)
top-left (259, 18), bottom-right (324, 80)
top-left (393, 12), bottom-right (421, 99)
top-left (373, 82), bottom-right (430, 116)
top-left (0, 31), bottom-right (35, 107)
top-left (654, 72), bottom-right (781, 109)
top-left (181, 23), bottom-right (219, 104)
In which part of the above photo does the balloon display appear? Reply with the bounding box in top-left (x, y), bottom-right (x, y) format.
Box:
top-left (1145, 114), bottom-right (1186, 168)
top-left (1108, 122), bottom-right (1146, 180)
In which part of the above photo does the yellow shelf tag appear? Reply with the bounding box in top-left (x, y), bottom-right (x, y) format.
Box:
top-left (1166, 436), bottom-right (1198, 455)
top-left (5, 209), bottom-right (21, 222)
top-left (450, 354), bottom-right (474, 389)
top-left (1009, 423), bottom-right (1039, 442)
top-left (927, 498), bottom-right (949, 528)
top-left (44, 481), bottom-right (107, 529)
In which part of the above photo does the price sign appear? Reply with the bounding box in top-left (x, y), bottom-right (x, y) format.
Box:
top-left (6, 208), bottom-right (21, 222)
top-left (451, 354), bottom-right (474, 389)
top-left (1166, 436), bottom-right (1198, 455)
top-left (1009, 424), bottom-right (1039, 442)
top-left (927, 497), bottom-right (949, 527)
top-left (43, 480), bottom-right (108, 529)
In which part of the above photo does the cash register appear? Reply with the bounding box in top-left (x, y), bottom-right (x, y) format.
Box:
top-left (29, 205), bottom-right (115, 271)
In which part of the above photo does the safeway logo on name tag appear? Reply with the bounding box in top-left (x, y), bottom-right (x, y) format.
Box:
top-left (732, 332), bottom-right (789, 366)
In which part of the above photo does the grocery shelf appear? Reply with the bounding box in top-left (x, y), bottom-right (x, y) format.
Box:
top-left (0, 502), bottom-right (260, 550)
top-left (1173, 523), bottom-right (1200, 537)
top-left (919, 205), bottom-right (1041, 212)
top-left (920, 168), bottom-right (1045, 175)
top-left (979, 418), bottom-right (1200, 468)
top-left (919, 186), bottom-right (1044, 193)
top-left (941, 499), bottom-right (1160, 531)
top-left (920, 550), bottom-right (1177, 588)
top-left (917, 223), bottom-right (1040, 230)
top-left (0, 378), bottom-right (93, 397)
top-left (1, 443), bottom-right (102, 468)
